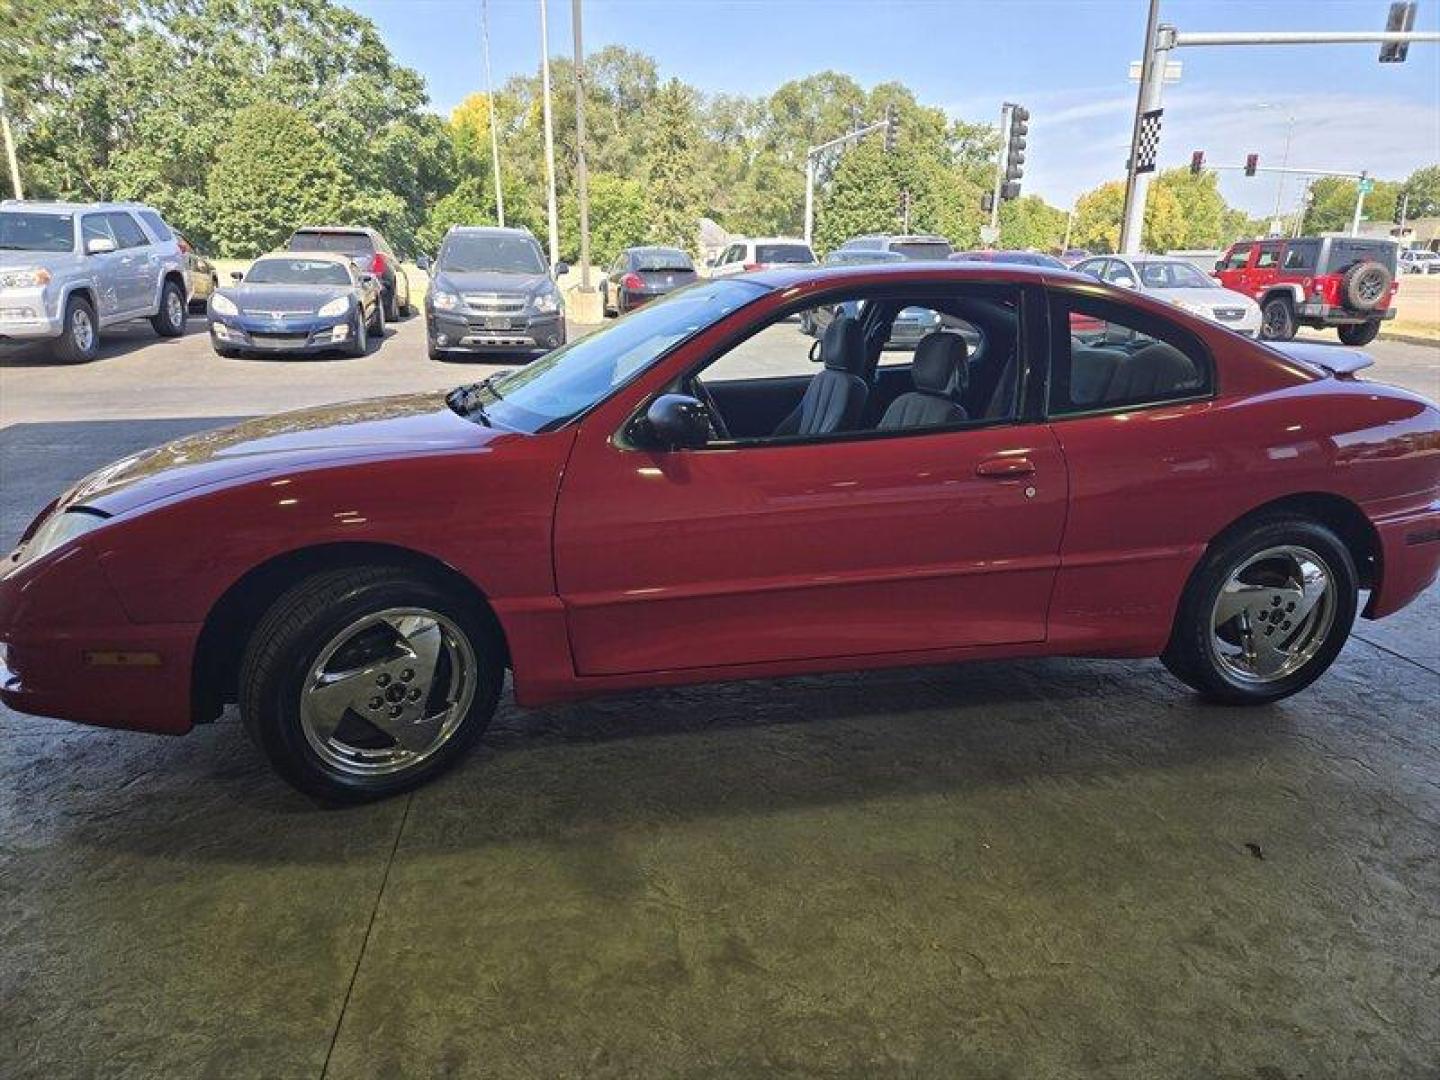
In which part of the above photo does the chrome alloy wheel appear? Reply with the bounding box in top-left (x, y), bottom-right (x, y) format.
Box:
top-left (71, 307), bottom-right (95, 352)
top-left (166, 288), bottom-right (185, 328)
top-left (300, 608), bottom-right (477, 776)
top-left (1209, 545), bottom-right (1336, 685)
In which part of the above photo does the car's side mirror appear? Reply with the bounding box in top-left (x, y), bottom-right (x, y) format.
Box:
top-left (416, 255), bottom-right (431, 272)
top-left (85, 237), bottom-right (117, 255)
top-left (553, 261), bottom-right (570, 277)
top-left (1214, 259), bottom-right (1226, 273)
top-left (229, 270), bottom-right (244, 283)
top-left (642, 394), bottom-right (710, 450)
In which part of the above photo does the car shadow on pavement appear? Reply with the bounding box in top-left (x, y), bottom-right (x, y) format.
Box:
top-left (0, 316), bottom-right (211, 368)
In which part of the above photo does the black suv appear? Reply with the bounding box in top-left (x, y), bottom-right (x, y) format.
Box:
top-left (288, 226), bottom-right (412, 322)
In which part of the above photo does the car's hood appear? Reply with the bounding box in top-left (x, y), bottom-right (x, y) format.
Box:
top-left (0, 249), bottom-right (81, 271)
top-left (1149, 286), bottom-right (1256, 308)
top-left (221, 283), bottom-right (354, 313)
top-left (435, 269), bottom-right (551, 295)
top-left (64, 392), bottom-right (497, 517)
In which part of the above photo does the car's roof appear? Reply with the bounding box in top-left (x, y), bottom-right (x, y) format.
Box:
top-left (738, 236), bottom-right (811, 245)
top-left (746, 260), bottom-right (1089, 290)
top-left (1, 199), bottom-right (157, 215)
top-left (625, 244), bottom-right (688, 253)
top-left (446, 226), bottom-right (539, 240)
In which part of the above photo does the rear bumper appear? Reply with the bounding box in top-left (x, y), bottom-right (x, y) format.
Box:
top-left (1365, 500), bottom-right (1440, 620)
top-left (1297, 303), bottom-right (1396, 325)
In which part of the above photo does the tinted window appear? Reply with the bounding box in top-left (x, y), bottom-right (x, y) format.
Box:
top-left (81, 214), bottom-right (116, 249)
top-left (1223, 245), bottom-right (1252, 270)
top-left (890, 240), bottom-right (953, 260)
top-left (246, 258), bottom-right (353, 286)
top-left (1049, 292), bottom-right (1211, 415)
top-left (0, 212), bottom-right (74, 252)
top-left (1254, 246), bottom-right (1279, 269)
top-left (438, 234), bottom-right (546, 274)
top-left (755, 243), bottom-right (814, 264)
top-left (1281, 240), bottom-right (1320, 272)
top-left (1325, 240), bottom-right (1397, 275)
top-left (106, 212), bottom-right (149, 249)
top-left (632, 248), bottom-right (693, 272)
top-left (137, 210), bottom-right (174, 242)
top-left (291, 230), bottom-right (375, 255)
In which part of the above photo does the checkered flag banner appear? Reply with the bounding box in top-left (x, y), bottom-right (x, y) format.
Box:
top-left (1133, 108), bottom-right (1163, 174)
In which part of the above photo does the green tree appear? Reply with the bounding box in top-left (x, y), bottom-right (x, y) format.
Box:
top-left (998, 195), bottom-right (1067, 251)
top-left (416, 178), bottom-right (492, 255)
top-left (1152, 168), bottom-right (1228, 248)
top-left (1400, 165), bottom-right (1440, 218)
top-left (1069, 179), bottom-right (1194, 253)
top-left (561, 172), bottom-right (647, 265)
top-left (1302, 176), bottom-right (1401, 234)
top-left (644, 80), bottom-right (704, 250)
top-left (813, 141), bottom-right (902, 253)
top-left (207, 104), bottom-right (354, 257)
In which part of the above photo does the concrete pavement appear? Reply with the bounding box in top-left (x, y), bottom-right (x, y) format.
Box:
top-left (1, 313), bottom-right (1438, 1078)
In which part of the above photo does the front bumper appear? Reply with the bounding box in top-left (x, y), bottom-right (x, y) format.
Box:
top-left (1297, 303), bottom-right (1397, 325)
top-left (428, 310), bottom-right (566, 355)
top-left (0, 285), bottom-right (63, 340)
top-left (211, 312), bottom-right (355, 354)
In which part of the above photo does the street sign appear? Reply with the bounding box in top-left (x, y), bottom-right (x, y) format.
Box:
top-left (1358, 178), bottom-right (1375, 193)
top-left (979, 225), bottom-right (999, 244)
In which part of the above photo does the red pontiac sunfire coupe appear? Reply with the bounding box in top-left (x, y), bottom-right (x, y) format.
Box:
top-left (3, 263), bottom-right (1438, 801)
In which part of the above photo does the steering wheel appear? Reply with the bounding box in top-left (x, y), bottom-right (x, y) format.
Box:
top-left (685, 375), bottom-right (732, 441)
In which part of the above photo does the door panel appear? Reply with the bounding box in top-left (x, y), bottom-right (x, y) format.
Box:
top-left (554, 424), bottom-right (1068, 676)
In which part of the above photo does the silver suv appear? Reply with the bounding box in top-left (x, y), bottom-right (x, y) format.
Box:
top-left (0, 200), bottom-right (190, 362)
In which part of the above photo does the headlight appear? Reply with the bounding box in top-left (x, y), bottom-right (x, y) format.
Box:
top-left (318, 297), bottom-right (351, 318)
top-left (0, 267), bottom-right (53, 289)
top-left (532, 291), bottom-right (560, 315)
top-left (432, 290), bottom-right (461, 311)
top-left (210, 294), bottom-right (238, 317)
top-left (15, 509), bottom-right (108, 567)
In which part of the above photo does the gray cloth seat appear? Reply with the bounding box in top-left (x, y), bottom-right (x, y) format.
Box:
top-left (1106, 342), bottom-right (1198, 401)
top-left (1070, 345), bottom-right (1124, 405)
top-left (772, 315), bottom-right (868, 437)
top-left (878, 332), bottom-right (970, 430)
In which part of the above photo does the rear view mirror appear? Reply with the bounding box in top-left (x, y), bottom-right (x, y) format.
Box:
top-left (85, 237), bottom-right (116, 255)
top-left (642, 394), bottom-right (710, 450)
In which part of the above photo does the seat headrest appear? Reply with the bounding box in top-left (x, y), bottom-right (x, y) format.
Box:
top-left (912, 332), bottom-right (968, 395)
top-left (821, 315), bottom-right (865, 375)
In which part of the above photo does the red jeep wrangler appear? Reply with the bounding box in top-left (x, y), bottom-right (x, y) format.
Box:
top-left (1214, 236), bottom-right (1398, 345)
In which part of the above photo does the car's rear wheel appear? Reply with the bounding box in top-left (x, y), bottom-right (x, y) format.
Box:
top-left (1259, 296), bottom-right (1296, 341)
top-left (1337, 320), bottom-right (1380, 346)
top-left (1162, 516), bottom-right (1356, 705)
top-left (52, 295), bottom-right (99, 363)
top-left (239, 566), bottom-right (503, 802)
top-left (151, 280), bottom-right (187, 337)
top-left (368, 296), bottom-right (385, 337)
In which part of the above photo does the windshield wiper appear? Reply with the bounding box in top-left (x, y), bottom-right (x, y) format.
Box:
top-left (446, 370), bottom-right (515, 425)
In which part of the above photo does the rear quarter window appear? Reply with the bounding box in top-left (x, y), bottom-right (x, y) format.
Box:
top-left (136, 210), bottom-right (174, 243)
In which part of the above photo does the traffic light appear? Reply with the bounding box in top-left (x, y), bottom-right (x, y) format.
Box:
top-left (1244, 153), bottom-right (1259, 177)
top-left (981, 191), bottom-right (995, 214)
top-left (1003, 104), bottom-right (1028, 201)
top-left (1190, 150), bottom-right (1205, 176)
top-left (1380, 1), bottom-right (1417, 62)
top-left (884, 103), bottom-right (898, 152)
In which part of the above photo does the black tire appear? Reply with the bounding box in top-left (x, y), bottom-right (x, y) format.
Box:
top-left (384, 285), bottom-right (400, 323)
top-left (1259, 295), bottom-right (1296, 341)
top-left (1161, 515), bottom-right (1357, 706)
top-left (239, 566), bottom-right (504, 802)
top-left (214, 344), bottom-right (242, 359)
top-left (368, 296), bottom-right (385, 337)
top-left (1337, 320), bottom-right (1381, 347)
top-left (151, 279), bottom-right (187, 337)
top-left (1340, 261), bottom-right (1391, 312)
top-left (428, 343), bottom-right (446, 361)
top-left (51, 295), bottom-right (100, 363)
top-left (347, 309), bottom-right (368, 358)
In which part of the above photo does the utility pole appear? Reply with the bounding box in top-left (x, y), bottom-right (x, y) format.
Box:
top-left (1350, 172), bottom-right (1369, 237)
top-left (1120, 3), bottom-right (1438, 254)
top-left (481, 0), bottom-right (504, 226)
top-left (572, 0), bottom-right (591, 288)
top-left (538, 0), bottom-right (560, 267)
top-left (0, 80), bottom-right (22, 201)
top-left (988, 103), bottom-right (1012, 237)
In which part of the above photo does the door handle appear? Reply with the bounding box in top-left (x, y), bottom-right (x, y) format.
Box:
top-left (975, 456), bottom-right (1035, 478)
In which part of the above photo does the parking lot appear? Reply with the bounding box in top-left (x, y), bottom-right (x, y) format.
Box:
top-left (2, 317), bottom-right (1438, 1078)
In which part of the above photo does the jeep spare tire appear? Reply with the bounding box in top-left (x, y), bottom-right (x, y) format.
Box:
top-left (1340, 261), bottom-right (1391, 312)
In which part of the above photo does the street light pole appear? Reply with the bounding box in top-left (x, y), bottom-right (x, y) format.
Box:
top-left (1119, 0), bottom-right (1164, 254)
top-left (1351, 171), bottom-right (1368, 236)
top-left (803, 157), bottom-right (815, 245)
top-left (481, 0), bottom-right (504, 227)
top-left (538, 0), bottom-right (560, 267)
top-left (572, 0), bottom-right (591, 288)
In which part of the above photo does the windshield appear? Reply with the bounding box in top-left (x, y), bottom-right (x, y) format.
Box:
top-left (290, 231), bottom-right (373, 255)
top-left (891, 240), bottom-right (953, 260)
top-left (0, 213), bottom-right (74, 253)
top-left (633, 248), bottom-right (692, 272)
top-left (440, 234), bottom-right (547, 275)
top-left (246, 258), bottom-right (352, 286)
top-left (755, 243), bottom-right (814, 265)
top-left (459, 279), bottom-right (765, 433)
top-left (1134, 260), bottom-right (1212, 289)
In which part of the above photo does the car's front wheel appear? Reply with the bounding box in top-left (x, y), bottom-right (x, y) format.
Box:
top-left (1259, 296), bottom-right (1296, 341)
top-left (1162, 516), bottom-right (1357, 705)
top-left (52, 295), bottom-right (99, 363)
top-left (1337, 320), bottom-right (1381, 346)
top-left (239, 566), bottom-right (504, 802)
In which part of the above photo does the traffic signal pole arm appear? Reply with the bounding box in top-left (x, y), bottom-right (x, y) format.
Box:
top-left (802, 117), bottom-right (893, 245)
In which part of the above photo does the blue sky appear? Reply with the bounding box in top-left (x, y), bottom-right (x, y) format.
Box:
top-left (342, 0), bottom-right (1440, 221)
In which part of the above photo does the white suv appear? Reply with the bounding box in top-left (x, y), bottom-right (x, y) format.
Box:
top-left (709, 237), bottom-right (816, 277)
top-left (0, 200), bottom-right (190, 362)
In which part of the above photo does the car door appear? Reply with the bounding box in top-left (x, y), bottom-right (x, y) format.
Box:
top-left (78, 213), bottom-right (125, 319)
top-left (1217, 243), bottom-right (1254, 295)
top-left (1251, 241), bottom-right (1281, 297)
top-left (551, 283), bottom-right (1069, 677)
top-left (105, 212), bottom-right (155, 314)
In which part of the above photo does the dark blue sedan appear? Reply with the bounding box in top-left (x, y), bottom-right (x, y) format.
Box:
top-left (207, 253), bottom-right (384, 358)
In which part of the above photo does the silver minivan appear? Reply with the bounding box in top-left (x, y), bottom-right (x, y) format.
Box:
top-left (0, 200), bottom-right (190, 362)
